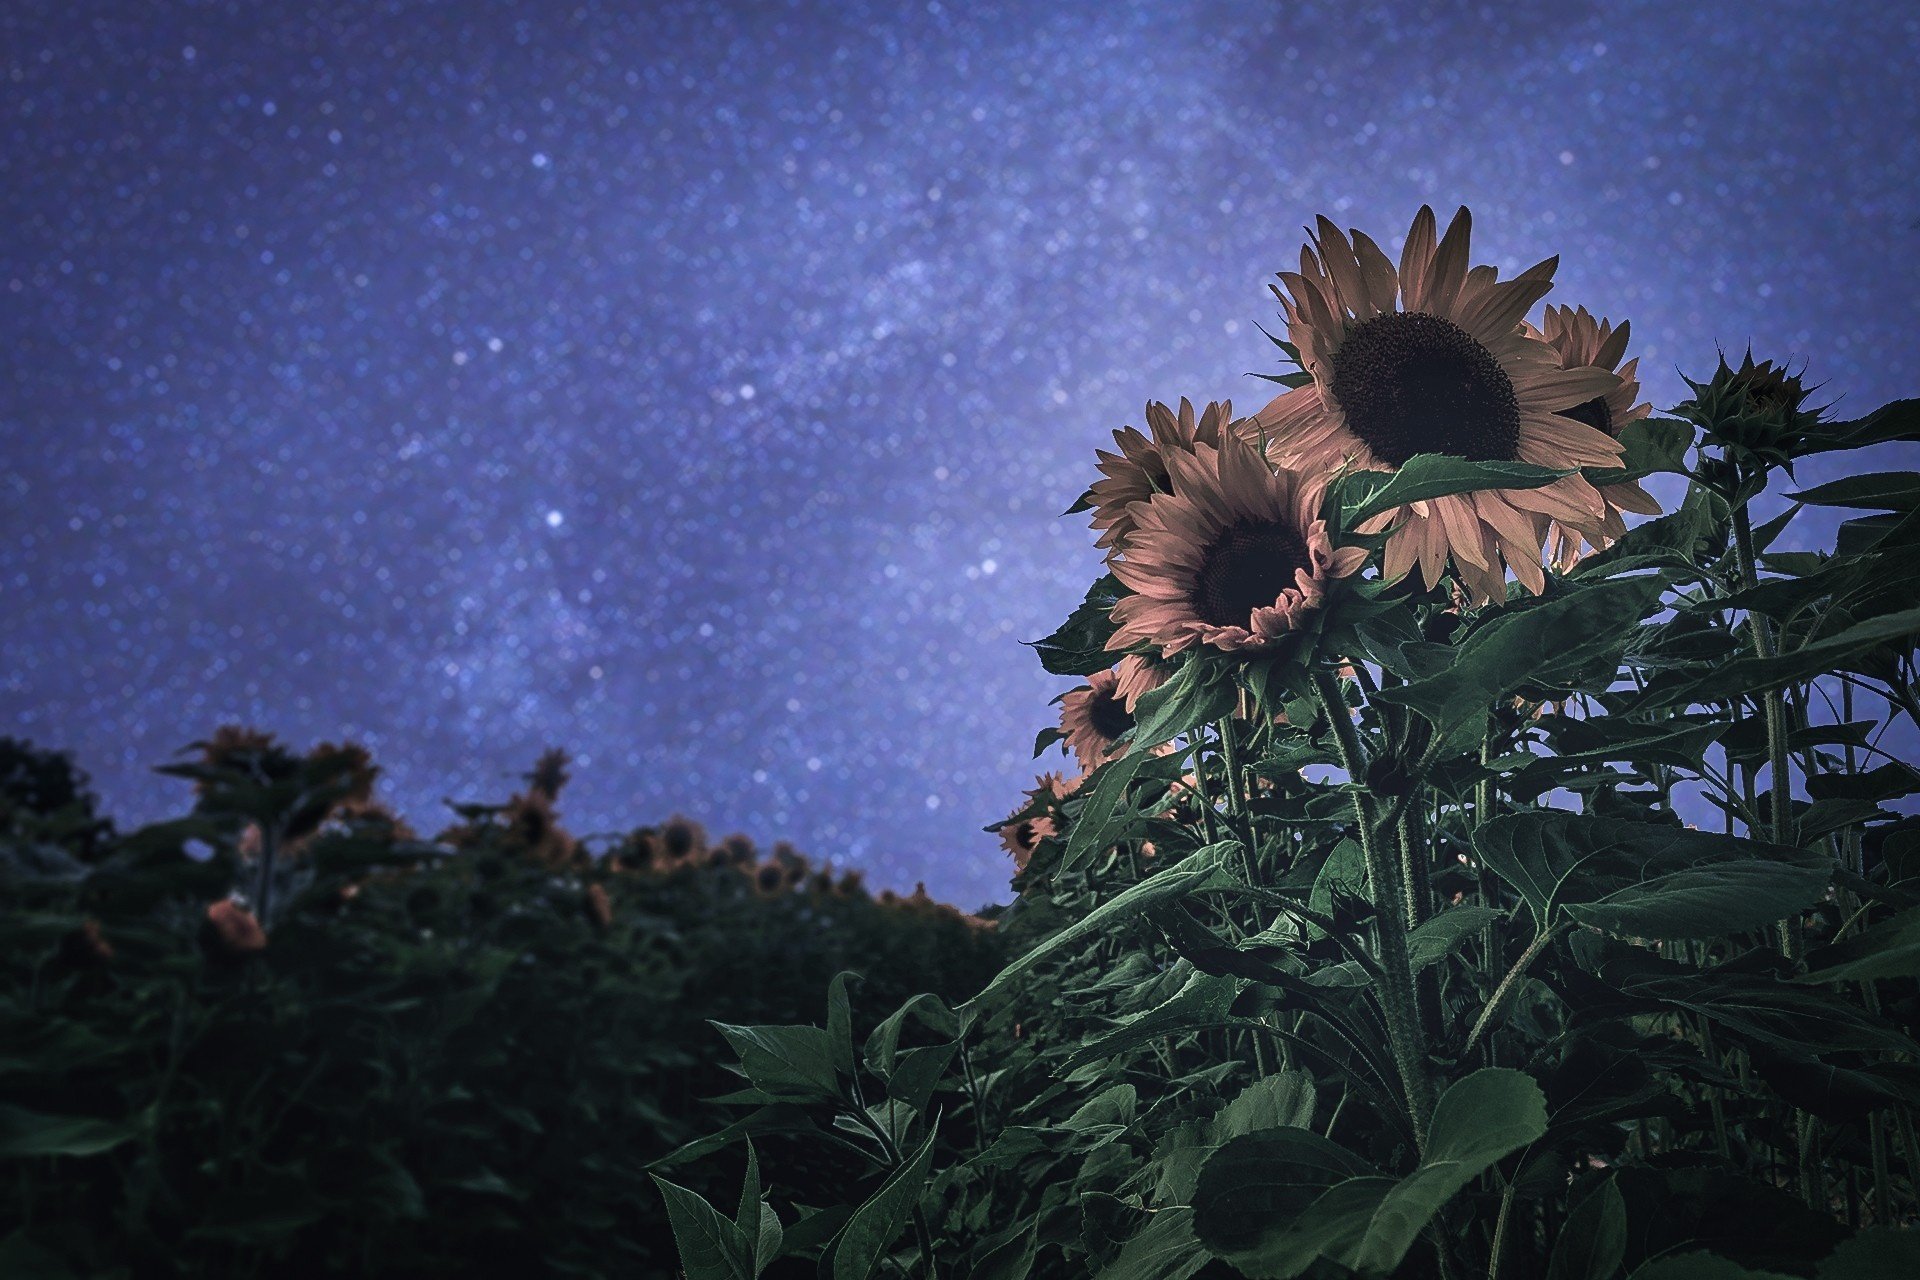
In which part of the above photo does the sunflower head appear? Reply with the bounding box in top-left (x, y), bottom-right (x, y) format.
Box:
top-left (583, 882), bottom-right (614, 931)
top-left (1531, 304), bottom-right (1662, 571)
top-left (1252, 208), bottom-right (1629, 604)
top-left (1084, 398), bottom-right (1237, 555)
top-left (1107, 432), bottom-right (1367, 656)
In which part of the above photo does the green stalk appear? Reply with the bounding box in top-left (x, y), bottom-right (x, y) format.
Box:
top-left (1465, 922), bottom-right (1570, 1059)
top-left (1730, 498), bottom-right (1801, 957)
top-left (1314, 668), bottom-right (1435, 1150)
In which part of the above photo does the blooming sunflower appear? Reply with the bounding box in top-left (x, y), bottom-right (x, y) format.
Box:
top-left (1086, 398), bottom-right (1236, 554)
top-left (1107, 432), bottom-right (1366, 656)
top-left (1250, 207), bottom-right (1626, 603)
top-left (1531, 304), bottom-right (1661, 570)
top-left (1058, 667), bottom-right (1134, 772)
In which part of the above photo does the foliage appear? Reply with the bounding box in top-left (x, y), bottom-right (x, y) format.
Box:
top-left (0, 740), bottom-right (1003, 1277)
top-left (665, 376), bottom-right (1920, 1277)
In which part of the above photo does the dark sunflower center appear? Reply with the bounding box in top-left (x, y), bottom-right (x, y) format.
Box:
top-left (1328, 311), bottom-right (1521, 466)
top-left (1192, 520), bottom-right (1312, 629)
top-left (1087, 689), bottom-right (1134, 742)
top-left (1013, 821), bottom-right (1038, 852)
top-left (1558, 394), bottom-right (1615, 438)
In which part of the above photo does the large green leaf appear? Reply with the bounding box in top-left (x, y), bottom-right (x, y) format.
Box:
top-left (1796, 906), bottom-right (1920, 984)
top-left (1193, 1070), bottom-right (1547, 1278)
top-left (1096, 1207), bottom-right (1210, 1280)
top-left (1191, 1127), bottom-right (1380, 1278)
top-left (709, 1023), bottom-right (842, 1103)
top-left (1375, 577), bottom-right (1665, 759)
top-left (1348, 1069), bottom-right (1549, 1274)
top-left (1789, 472), bottom-right (1920, 512)
top-left (1209, 1070), bottom-right (1317, 1144)
top-left (1794, 398), bottom-right (1920, 458)
top-left (651, 1174), bottom-right (754, 1280)
top-left (1818, 1228), bottom-right (1920, 1278)
top-left (830, 1128), bottom-right (939, 1280)
top-left (1337, 455), bottom-right (1571, 529)
top-left (1472, 812), bottom-right (1829, 938)
top-left (1637, 606), bottom-right (1920, 710)
top-left (1548, 1178), bottom-right (1627, 1280)
top-left (964, 844), bottom-right (1239, 1009)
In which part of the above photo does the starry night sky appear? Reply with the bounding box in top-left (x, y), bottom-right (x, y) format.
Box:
top-left (5, 1), bottom-right (1918, 906)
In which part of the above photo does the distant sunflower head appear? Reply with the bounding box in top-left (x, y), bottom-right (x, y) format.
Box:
top-left (1107, 432), bottom-right (1366, 656)
top-left (1532, 305), bottom-right (1662, 570)
top-left (998, 814), bottom-right (1057, 871)
top-left (1058, 667), bottom-right (1136, 773)
top-left (1085, 398), bottom-right (1236, 555)
top-left (1250, 207), bottom-right (1629, 603)
top-left (661, 814), bottom-right (707, 862)
top-left (202, 898), bottom-right (268, 958)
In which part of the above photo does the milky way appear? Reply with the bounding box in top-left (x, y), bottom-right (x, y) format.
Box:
top-left (4, 1), bottom-right (1918, 905)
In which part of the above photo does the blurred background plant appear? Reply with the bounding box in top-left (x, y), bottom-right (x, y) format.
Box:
top-left (0, 735), bottom-right (1002, 1278)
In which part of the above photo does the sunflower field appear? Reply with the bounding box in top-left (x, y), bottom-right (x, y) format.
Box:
top-left (8, 204), bottom-right (1920, 1280)
top-left (650, 209), bottom-right (1920, 1278)
top-left (0, 737), bottom-right (1003, 1277)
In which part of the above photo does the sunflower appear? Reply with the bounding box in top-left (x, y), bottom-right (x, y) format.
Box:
top-left (1249, 207), bottom-right (1627, 603)
top-left (1058, 667), bottom-right (1135, 772)
top-left (1106, 432), bottom-right (1366, 656)
top-left (1086, 398), bottom-right (1236, 554)
top-left (1531, 304), bottom-right (1661, 569)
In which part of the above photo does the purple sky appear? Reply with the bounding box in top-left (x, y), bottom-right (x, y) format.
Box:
top-left (4, 1), bottom-right (1917, 905)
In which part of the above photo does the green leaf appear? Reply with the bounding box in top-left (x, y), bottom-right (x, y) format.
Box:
top-left (1127, 658), bottom-right (1237, 755)
top-left (1057, 750), bottom-right (1154, 877)
top-left (1096, 1207), bottom-right (1210, 1280)
top-left (965, 844), bottom-right (1239, 1009)
top-left (1029, 574), bottom-right (1124, 676)
top-left (830, 1128), bottom-right (939, 1280)
top-left (1338, 455), bottom-right (1572, 530)
top-left (710, 1023), bottom-right (842, 1103)
top-left (652, 1173), bottom-right (754, 1280)
top-left (1375, 577), bottom-right (1665, 759)
top-left (1473, 812), bottom-right (1830, 938)
top-left (1629, 1255), bottom-right (1794, 1279)
top-left (1795, 906), bottom-right (1920, 984)
top-left (1191, 1127), bottom-right (1381, 1279)
top-left (1789, 472), bottom-right (1920, 512)
top-left (1348, 1068), bottom-right (1549, 1274)
top-left (1796, 398), bottom-right (1920, 457)
top-left (1818, 1228), bottom-right (1920, 1278)
top-left (1586, 416), bottom-right (1695, 484)
top-left (1638, 606), bottom-right (1920, 710)
top-left (0, 1105), bottom-right (140, 1158)
top-left (1407, 904), bottom-right (1503, 972)
top-left (1209, 1070), bottom-right (1317, 1143)
top-left (826, 971), bottom-right (858, 1077)
top-left (1548, 1178), bottom-right (1627, 1280)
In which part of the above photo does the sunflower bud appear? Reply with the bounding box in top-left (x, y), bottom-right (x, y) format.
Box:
top-left (1676, 348), bottom-right (1824, 469)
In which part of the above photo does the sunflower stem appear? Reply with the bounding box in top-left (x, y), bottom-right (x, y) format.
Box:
top-left (1730, 495), bottom-right (1802, 958)
top-left (1314, 667), bottom-right (1435, 1151)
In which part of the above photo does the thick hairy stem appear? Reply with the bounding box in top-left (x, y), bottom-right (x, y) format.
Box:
top-left (1314, 668), bottom-right (1435, 1150)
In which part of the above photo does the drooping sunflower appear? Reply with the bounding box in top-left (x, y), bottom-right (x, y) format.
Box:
top-left (1086, 398), bottom-right (1236, 554)
top-left (1106, 432), bottom-right (1367, 656)
top-left (1250, 207), bottom-right (1627, 603)
top-left (1532, 304), bottom-right (1661, 570)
